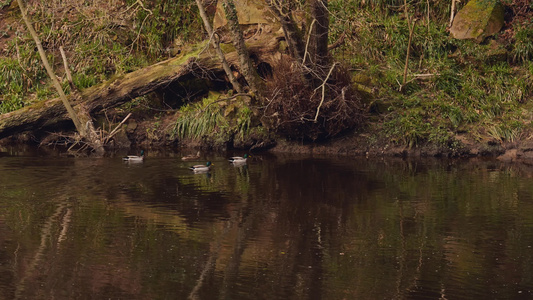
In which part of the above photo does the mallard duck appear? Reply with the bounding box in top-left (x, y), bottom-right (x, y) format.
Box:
top-left (182, 151), bottom-right (200, 161)
top-left (123, 150), bottom-right (144, 162)
top-left (190, 161), bottom-right (212, 172)
top-left (228, 154), bottom-right (249, 164)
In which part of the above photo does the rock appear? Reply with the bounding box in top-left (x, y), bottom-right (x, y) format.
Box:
top-left (497, 149), bottom-right (518, 162)
top-left (127, 121), bottom-right (137, 133)
top-left (213, 0), bottom-right (276, 29)
top-left (110, 129), bottom-right (131, 149)
top-left (450, 0), bottom-right (504, 43)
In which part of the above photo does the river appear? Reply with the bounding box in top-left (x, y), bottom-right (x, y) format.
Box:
top-left (0, 147), bottom-right (532, 299)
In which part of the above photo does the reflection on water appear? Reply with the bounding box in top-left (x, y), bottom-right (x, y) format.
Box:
top-left (1, 148), bottom-right (533, 299)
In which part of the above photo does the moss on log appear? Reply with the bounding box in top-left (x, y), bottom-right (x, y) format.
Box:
top-left (0, 51), bottom-right (219, 139)
top-left (0, 37), bottom-right (281, 140)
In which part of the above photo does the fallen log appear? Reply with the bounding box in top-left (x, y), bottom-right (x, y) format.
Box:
top-left (0, 51), bottom-right (220, 140)
top-left (0, 35), bottom-right (282, 140)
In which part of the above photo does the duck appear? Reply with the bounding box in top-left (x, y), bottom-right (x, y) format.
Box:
top-left (189, 161), bottom-right (212, 172)
top-left (123, 150), bottom-right (145, 162)
top-left (182, 151), bottom-right (200, 161)
top-left (228, 154), bottom-right (249, 164)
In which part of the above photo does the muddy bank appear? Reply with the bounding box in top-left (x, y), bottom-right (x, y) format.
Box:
top-left (2, 110), bottom-right (533, 164)
top-left (265, 132), bottom-right (533, 165)
top-left (115, 118), bottom-right (533, 165)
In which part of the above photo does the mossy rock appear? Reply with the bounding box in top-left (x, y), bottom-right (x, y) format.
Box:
top-left (450, 0), bottom-right (504, 43)
top-left (352, 74), bottom-right (376, 98)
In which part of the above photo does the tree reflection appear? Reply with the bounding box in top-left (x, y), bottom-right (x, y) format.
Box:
top-left (1, 155), bottom-right (533, 299)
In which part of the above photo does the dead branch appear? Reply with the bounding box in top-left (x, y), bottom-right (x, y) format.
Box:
top-left (449, 0), bottom-right (457, 27)
top-left (303, 18), bottom-right (316, 65)
top-left (196, 0), bottom-right (244, 93)
top-left (313, 62), bottom-right (338, 122)
top-left (16, 0), bottom-right (84, 136)
top-left (59, 46), bottom-right (75, 92)
top-left (104, 112), bottom-right (132, 144)
top-left (401, 18), bottom-right (417, 91)
top-left (328, 31), bottom-right (345, 51)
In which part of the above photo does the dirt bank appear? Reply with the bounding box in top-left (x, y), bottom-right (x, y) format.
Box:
top-left (3, 110), bottom-right (533, 165)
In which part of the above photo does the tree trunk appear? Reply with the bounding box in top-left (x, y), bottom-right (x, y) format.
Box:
top-left (195, 0), bottom-right (244, 94)
top-left (266, 0), bottom-right (332, 90)
top-left (221, 0), bottom-right (265, 97)
top-left (307, 0), bottom-right (329, 69)
top-left (266, 0), bottom-right (306, 62)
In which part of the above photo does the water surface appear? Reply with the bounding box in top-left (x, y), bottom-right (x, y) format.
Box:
top-left (0, 148), bottom-right (532, 299)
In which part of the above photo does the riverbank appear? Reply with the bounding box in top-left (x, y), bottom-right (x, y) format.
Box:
top-left (3, 117), bottom-right (533, 165)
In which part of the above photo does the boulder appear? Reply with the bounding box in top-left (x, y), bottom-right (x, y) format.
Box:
top-left (450, 0), bottom-right (504, 43)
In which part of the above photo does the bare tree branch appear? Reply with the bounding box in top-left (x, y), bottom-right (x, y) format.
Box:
top-left (313, 62), bottom-right (338, 121)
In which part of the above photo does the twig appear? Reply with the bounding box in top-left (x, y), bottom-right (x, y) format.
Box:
top-left (313, 62), bottom-right (338, 122)
top-left (129, 0), bottom-right (152, 53)
top-left (401, 18), bottom-right (416, 91)
top-left (449, 0), bottom-right (457, 27)
top-left (16, 0), bottom-right (84, 135)
top-left (302, 18), bottom-right (316, 65)
top-left (328, 31), bottom-right (345, 51)
top-left (105, 112), bottom-right (132, 143)
top-left (195, 0), bottom-right (243, 93)
top-left (60, 46), bottom-right (75, 91)
top-left (413, 73), bottom-right (439, 78)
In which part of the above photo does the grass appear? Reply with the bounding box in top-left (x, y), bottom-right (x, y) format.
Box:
top-left (328, 0), bottom-right (533, 149)
top-left (512, 23), bottom-right (533, 63)
top-left (172, 93), bottom-right (256, 146)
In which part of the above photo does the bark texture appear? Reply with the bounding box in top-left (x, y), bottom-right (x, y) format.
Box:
top-left (222, 0), bottom-right (265, 95)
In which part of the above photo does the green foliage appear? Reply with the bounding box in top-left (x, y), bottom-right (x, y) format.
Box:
top-left (487, 121), bottom-right (522, 142)
top-left (0, 45), bottom-right (47, 113)
top-left (0, 0), bottom-right (194, 115)
top-left (0, 95), bottom-right (25, 114)
top-left (73, 74), bottom-right (99, 90)
top-left (0, 0), bottom-right (10, 9)
top-left (125, 0), bottom-right (204, 57)
top-left (173, 97), bottom-right (229, 141)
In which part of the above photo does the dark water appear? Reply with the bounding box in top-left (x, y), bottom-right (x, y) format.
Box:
top-left (1, 147), bottom-right (533, 299)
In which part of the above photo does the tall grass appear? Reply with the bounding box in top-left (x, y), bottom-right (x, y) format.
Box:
top-left (173, 97), bottom-right (229, 141)
top-left (172, 94), bottom-right (256, 145)
top-left (512, 23), bottom-right (533, 63)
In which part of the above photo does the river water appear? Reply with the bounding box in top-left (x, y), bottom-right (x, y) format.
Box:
top-left (0, 147), bottom-right (532, 299)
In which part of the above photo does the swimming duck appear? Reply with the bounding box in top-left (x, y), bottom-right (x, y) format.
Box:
top-left (123, 150), bottom-right (144, 162)
top-left (182, 151), bottom-right (200, 161)
top-left (189, 161), bottom-right (212, 172)
top-left (228, 154), bottom-right (249, 164)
